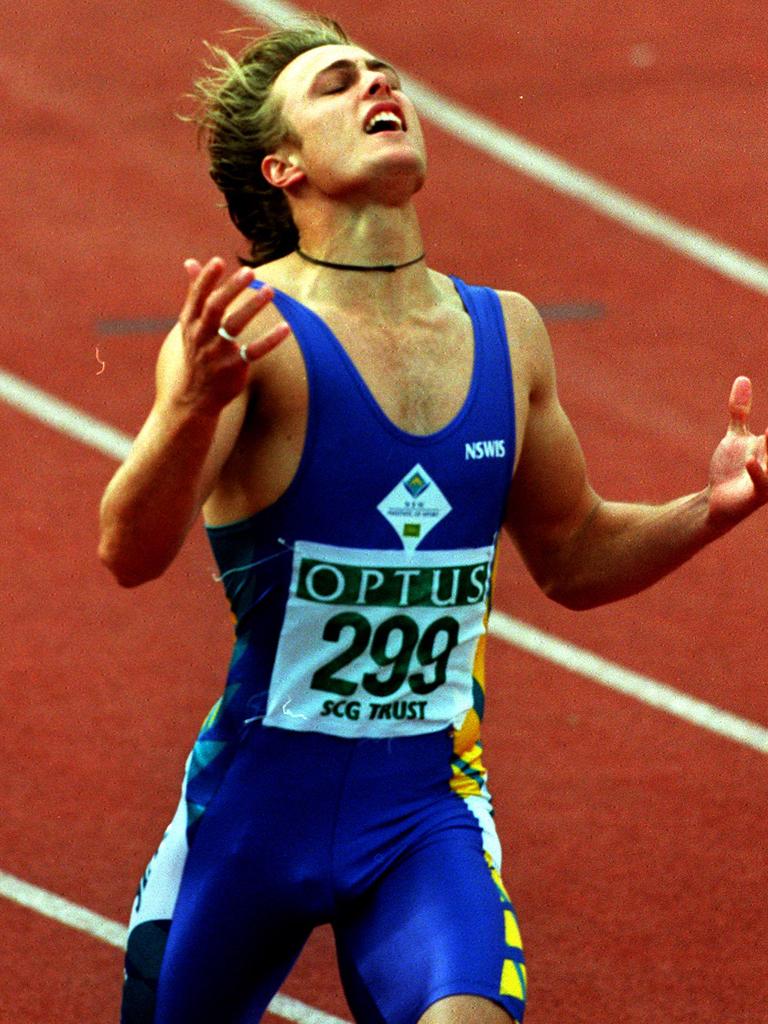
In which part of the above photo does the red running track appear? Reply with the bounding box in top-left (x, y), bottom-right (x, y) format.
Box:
top-left (1, 2), bottom-right (767, 1021)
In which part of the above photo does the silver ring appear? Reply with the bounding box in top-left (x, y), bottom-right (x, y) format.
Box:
top-left (238, 343), bottom-right (250, 363)
top-left (217, 325), bottom-right (237, 343)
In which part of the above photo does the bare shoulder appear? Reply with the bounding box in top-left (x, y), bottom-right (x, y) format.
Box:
top-left (496, 290), bottom-right (553, 354)
top-left (494, 289), bottom-right (556, 401)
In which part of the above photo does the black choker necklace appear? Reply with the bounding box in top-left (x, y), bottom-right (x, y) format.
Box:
top-left (296, 248), bottom-right (425, 273)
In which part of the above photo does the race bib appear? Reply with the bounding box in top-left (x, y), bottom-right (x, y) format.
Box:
top-left (264, 540), bottom-right (494, 737)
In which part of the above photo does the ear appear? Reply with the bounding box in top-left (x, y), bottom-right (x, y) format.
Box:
top-left (261, 152), bottom-right (305, 191)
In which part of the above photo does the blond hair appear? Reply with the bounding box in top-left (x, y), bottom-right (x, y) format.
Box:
top-left (192, 17), bottom-right (349, 266)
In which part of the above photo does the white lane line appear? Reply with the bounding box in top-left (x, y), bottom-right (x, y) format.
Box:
top-left (230, 0), bottom-right (768, 296)
top-left (490, 612), bottom-right (768, 754)
top-left (0, 367), bottom-right (132, 461)
top-left (268, 995), bottom-right (351, 1024)
top-left (0, 869), bottom-right (128, 949)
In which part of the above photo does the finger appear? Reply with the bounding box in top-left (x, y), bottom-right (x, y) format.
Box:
top-left (745, 453), bottom-right (768, 497)
top-left (183, 258), bottom-right (203, 280)
top-left (219, 284), bottom-right (277, 338)
top-left (178, 259), bottom-right (204, 323)
top-left (240, 322), bottom-right (291, 363)
top-left (727, 375), bottom-right (752, 434)
top-left (197, 266), bottom-right (256, 335)
top-left (182, 257), bottom-right (226, 323)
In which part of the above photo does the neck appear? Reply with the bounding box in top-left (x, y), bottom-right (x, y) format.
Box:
top-left (293, 198), bottom-right (425, 275)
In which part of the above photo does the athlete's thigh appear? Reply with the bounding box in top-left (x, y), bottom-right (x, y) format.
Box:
top-left (122, 742), bottom-right (317, 1024)
top-left (152, 757), bottom-right (323, 1023)
top-left (334, 821), bottom-right (527, 1024)
top-left (156, 905), bottom-right (310, 1024)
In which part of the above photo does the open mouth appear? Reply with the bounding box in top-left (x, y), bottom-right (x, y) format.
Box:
top-left (364, 109), bottom-right (406, 135)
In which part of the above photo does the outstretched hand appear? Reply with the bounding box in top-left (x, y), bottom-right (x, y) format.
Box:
top-left (174, 257), bottom-right (290, 415)
top-left (707, 376), bottom-right (768, 528)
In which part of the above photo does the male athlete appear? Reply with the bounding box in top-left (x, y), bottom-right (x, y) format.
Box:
top-left (99, 17), bottom-right (768, 1024)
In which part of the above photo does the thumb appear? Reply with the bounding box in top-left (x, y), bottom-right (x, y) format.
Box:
top-left (727, 375), bottom-right (752, 434)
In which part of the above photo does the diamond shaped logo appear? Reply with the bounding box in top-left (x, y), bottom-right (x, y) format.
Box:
top-left (377, 463), bottom-right (451, 553)
top-left (404, 471), bottom-right (430, 498)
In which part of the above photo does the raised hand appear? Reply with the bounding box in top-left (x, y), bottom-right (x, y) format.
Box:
top-left (708, 376), bottom-right (768, 527)
top-left (174, 257), bottom-right (290, 415)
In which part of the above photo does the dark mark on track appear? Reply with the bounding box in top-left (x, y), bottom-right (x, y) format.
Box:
top-left (96, 318), bottom-right (177, 335)
top-left (534, 303), bottom-right (605, 321)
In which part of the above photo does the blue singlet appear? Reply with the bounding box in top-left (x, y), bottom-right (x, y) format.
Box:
top-left (120, 276), bottom-right (527, 1024)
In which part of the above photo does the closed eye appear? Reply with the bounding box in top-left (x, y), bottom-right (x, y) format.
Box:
top-left (323, 80), bottom-right (350, 95)
top-left (317, 69), bottom-right (354, 95)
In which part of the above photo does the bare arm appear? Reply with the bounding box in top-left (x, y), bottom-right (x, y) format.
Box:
top-left (98, 258), bottom-right (289, 587)
top-left (504, 300), bottom-right (768, 610)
